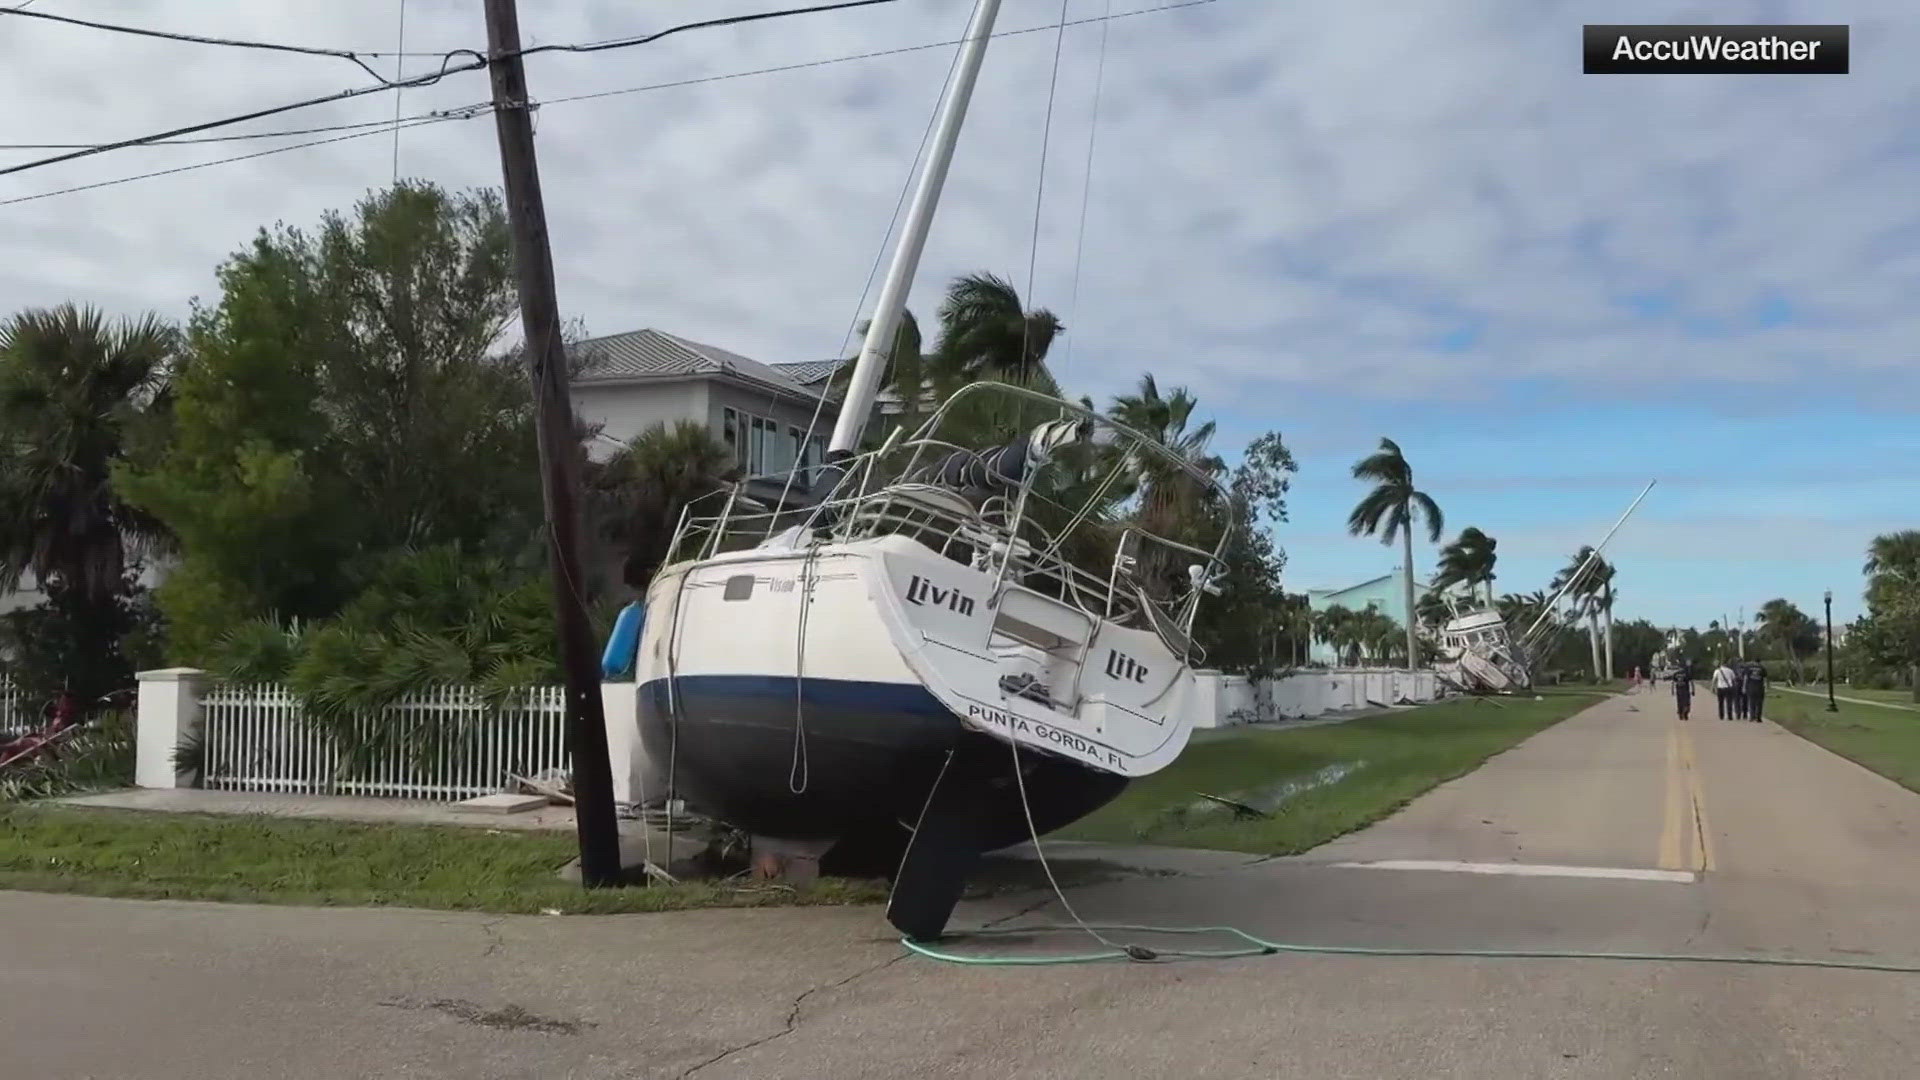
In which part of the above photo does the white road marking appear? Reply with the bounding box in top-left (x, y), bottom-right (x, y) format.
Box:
top-left (1332, 860), bottom-right (1696, 883)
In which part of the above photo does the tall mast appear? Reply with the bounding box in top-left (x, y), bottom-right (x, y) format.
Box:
top-left (827, 0), bottom-right (1005, 456)
top-left (1519, 480), bottom-right (1656, 650)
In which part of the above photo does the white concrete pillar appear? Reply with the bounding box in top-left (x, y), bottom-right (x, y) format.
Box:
top-left (135, 667), bottom-right (206, 789)
top-left (1190, 669), bottom-right (1224, 728)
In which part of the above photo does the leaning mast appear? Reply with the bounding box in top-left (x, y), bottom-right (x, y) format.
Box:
top-left (826, 0), bottom-right (1006, 457)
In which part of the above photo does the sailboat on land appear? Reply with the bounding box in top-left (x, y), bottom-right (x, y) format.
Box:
top-left (629, 0), bottom-right (1233, 940)
top-left (1432, 481), bottom-right (1657, 694)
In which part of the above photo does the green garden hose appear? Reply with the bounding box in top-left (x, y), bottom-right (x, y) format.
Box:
top-left (902, 923), bottom-right (1920, 974)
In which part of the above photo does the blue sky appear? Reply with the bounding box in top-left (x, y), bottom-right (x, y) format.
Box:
top-left (1214, 395), bottom-right (1915, 629)
top-left (4, 0), bottom-right (1915, 631)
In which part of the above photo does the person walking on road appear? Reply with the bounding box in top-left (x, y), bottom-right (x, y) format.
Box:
top-left (1673, 660), bottom-right (1694, 720)
top-left (1713, 658), bottom-right (1737, 719)
top-left (1742, 661), bottom-right (1768, 722)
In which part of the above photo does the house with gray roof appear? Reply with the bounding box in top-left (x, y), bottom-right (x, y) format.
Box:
top-left (567, 328), bottom-right (874, 508)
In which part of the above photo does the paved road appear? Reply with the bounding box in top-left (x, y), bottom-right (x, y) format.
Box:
top-left (8, 693), bottom-right (1920, 1079)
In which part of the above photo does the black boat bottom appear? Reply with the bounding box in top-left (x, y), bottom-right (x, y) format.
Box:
top-left (638, 675), bottom-right (1127, 934)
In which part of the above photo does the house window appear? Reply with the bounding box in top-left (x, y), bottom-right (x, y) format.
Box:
top-left (790, 427), bottom-right (827, 484)
top-left (722, 407), bottom-right (810, 477)
top-left (722, 408), bottom-right (747, 470)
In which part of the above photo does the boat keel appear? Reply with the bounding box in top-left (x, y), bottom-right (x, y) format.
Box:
top-left (885, 746), bottom-right (1000, 942)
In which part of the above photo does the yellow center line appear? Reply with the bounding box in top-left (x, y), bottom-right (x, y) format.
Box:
top-left (1658, 722), bottom-right (1685, 871)
top-left (1678, 722), bottom-right (1716, 872)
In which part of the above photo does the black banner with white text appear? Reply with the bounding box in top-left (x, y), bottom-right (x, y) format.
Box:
top-left (1583, 25), bottom-right (1848, 74)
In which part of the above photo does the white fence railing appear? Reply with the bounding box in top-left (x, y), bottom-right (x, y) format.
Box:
top-left (200, 683), bottom-right (570, 801)
top-left (0, 674), bottom-right (24, 731)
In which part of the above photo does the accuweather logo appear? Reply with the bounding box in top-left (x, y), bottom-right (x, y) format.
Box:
top-left (1584, 25), bottom-right (1848, 74)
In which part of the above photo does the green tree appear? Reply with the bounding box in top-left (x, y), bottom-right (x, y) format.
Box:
top-left (0, 305), bottom-right (177, 700)
top-left (1108, 374), bottom-right (1227, 571)
top-left (1346, 438), bottom-right (1443, 671)
top-left (1609, 618), bottom-right (1669, 678)
top-left (117, 181), bottom-right (550, 662)
top-left (1186, 430), bottom-right (1296, 675)
top-left (1753, 598), bottom-right (1820, 682)
top-left (204, 545), bottom-right (602, 760)
top-left (1433, 527), bottom-right (1497, 606)
top-left (1862, 530), bottom-right (1920, 699)
top-left (587, 420), bottom-right (742, 593)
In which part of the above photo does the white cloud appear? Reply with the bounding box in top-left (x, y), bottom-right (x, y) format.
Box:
top-left (3, 0), bottom-right (1916, 412)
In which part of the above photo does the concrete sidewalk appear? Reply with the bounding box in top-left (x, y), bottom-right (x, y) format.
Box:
top-left (58, 786), bottom-right (581, 831)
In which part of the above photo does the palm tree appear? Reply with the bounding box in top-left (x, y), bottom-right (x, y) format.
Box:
top-left (928, 272), bottom-right (1062, 386)
top-left (0, 304), bottom-right (176, 699)
top-left (1314, 604), bottom-right (1359, 667)
top-left (1551, 548), bottom-right (1604, 680)
top-left (1415, 589), bottom-right (1453, 635)
top-left (1590, 557), bottom-right (1617, 679)
top-left (1107, 374), bottom-right (1227, 596)
top-left (586, 420), bottom-right (742, 594)
top-left (1346, 438), bottom-right (1443, 671)
top-left (0, 305), bottom-right (176, 598)
top-left (1864, 530), bottom-right (1920, 582)
top-left (1434, 527), bottom-right (1498, 606)
top-left (1498, 589), bottom-right (1550, 626)
top-left (1353, 608), bottom-right (1404, 665)
top-left (1754, 598), bottom-right (1820, 682)
top-left (1275, 594), bottom-right (1314, 668)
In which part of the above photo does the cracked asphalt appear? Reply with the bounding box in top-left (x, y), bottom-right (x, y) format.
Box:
top-left (8, 693), bottom-right (1920, 1078)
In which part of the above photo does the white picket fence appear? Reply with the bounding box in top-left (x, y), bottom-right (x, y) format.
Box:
top-left (200, 683), bottom-right (570, 801)
top-left (0, 674), bottom-right (24, 730)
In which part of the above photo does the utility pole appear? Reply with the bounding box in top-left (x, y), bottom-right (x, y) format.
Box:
top-left (483, 0), bottom-right (622, 888)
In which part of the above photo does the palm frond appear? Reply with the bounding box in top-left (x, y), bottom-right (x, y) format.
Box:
top-left (1410, 489), bottom-right (1444, 542)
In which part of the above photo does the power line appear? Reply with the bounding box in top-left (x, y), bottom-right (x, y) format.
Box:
top-left (0, 111), bottom-right (483, 208)
top-left (1, 6), bottom-right (395, 84)
top-left (526, 0), bottom-right (897, 57)
top-left (1, 1), bottom-right (1219, 160)
top-left (0, 0), bottom-right (903, 181)
top-left (1, 0), bottom-right (1228, 206)
top-left (538, 0), bottom-right (1224, 111)
top-left (0, 51), bottom-right (487, 180)
top-left (0, 111), bottom-right (477, 150)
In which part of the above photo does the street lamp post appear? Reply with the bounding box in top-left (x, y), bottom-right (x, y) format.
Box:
top-left (1824, 589), bottom-right (1839, 712)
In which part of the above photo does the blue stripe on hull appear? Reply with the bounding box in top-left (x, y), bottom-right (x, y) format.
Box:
top-left (638, 674), bottom-right (954, 718)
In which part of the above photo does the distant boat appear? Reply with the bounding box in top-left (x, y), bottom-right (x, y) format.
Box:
top-left (1433, 596), bottom-right (1531, 693)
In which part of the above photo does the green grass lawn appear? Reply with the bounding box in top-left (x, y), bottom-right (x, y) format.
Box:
top-left (0, 808), bottom-right (886, 913)
top-left (1057, 688), bottom-right (1607, 854)
top-left (1773, 695), bottom-right (1920, 793)
top-left (1833, 685), bottom-right (1920, 707)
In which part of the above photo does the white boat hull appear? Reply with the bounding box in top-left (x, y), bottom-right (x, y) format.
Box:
top-left (633, 534), bottom-right (1187, 845)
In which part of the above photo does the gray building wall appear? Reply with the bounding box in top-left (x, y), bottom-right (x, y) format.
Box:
top-left (571, 379), bottom-right (711, 461)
